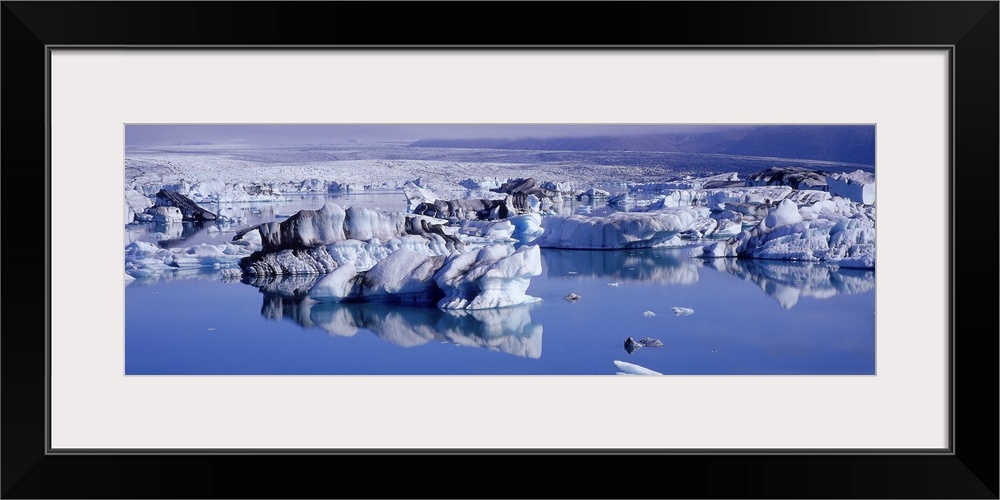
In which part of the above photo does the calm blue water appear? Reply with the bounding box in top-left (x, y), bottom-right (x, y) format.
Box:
top-left (124, 247), bottom-right (875, 375)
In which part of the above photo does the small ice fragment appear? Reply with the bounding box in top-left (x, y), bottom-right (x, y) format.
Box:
top-left (672, 306), bottom-right (694, 316)
top-left (643, 310), bottom-right (655, 317)
top-left (565, 292), bottom-right (581, 301)
top-left (613, 360), bottom-right (663, 375)
top-left (607, 282), bottom-right (619, 287)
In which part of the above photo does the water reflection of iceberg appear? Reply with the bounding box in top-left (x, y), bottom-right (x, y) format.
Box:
top-left (699, 258), bottom-right (875, 309)
top-left (541, 248), bottom-right (700, 285)
top-left (133, 221), bottom-right (212, 247)
top-left (252, 275), bottom-right (542, 358)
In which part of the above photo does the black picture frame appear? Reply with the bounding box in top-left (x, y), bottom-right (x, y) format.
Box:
top-left (3, 2), bottom-right (997, 498)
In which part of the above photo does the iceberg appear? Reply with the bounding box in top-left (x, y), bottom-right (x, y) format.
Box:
top-left (630, 172), bottom-right (741, 193)
top-left (125, 236), bottom-right (259, 280)
top-left (690, 199), bottom-right (875, 268)
top-left (671, 306), bottom-right (694, 316)
top-left (154, 189), bottom-right (217, 221)
top-left (534, 207), bottom-right (710, 249)
top-left (239, 203), bottom-right (463, 275)
top-left (232, 202), bottom-right (544, 310)
top-left (146, 206), bottom-right (183, 223)
top-left (826, 170), bottom-right (875, 205)
top-left (307, 244), bottom-right (543, 310)
top-left (613, 360), bottom-right (663, 375)
top-left (136, 181), bottom-right (283, 203)
top-left (745, 166), bottom-right (829, 191)
top-left (125, 189), bottom-right (153, 224)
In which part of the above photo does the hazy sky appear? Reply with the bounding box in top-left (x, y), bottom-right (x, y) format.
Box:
top-left (124, 124), bottom-right (747, 147)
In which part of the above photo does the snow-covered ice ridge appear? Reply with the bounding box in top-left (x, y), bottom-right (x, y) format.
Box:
top-left (125, 144), bottom-right (871, 202)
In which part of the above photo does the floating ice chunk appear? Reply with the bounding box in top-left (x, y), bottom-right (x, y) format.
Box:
top-left (125, 189), bottom-right (152, 224)
top-left (607, 282), bottom-right (619, 287)
top-left (643, 310), bottom-right (656, 317)
top-left (689, 197), bottom-right (875, 268)
top-left (171, 243), bottom-right (249, 269)
top-left (672, 307), bottom-right (694, 316)
top-left (826, 170), bottom-right (875, 205)
top-left (146, 206), bottom-right (183, 223)
top-left (535, 207), bottom-right (709, 249)
top-left (124, 241), bottom-right (176, 277)
top-left (564, 292), bottom-right (581, 301)
top-left (613, 360), bottom-right (663, 375)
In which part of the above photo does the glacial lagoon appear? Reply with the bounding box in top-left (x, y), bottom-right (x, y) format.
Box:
top-left (124, 127), bottom-right (877, 376)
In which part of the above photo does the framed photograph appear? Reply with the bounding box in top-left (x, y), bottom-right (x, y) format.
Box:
top-left (4, 2), bottom-right (996, 498)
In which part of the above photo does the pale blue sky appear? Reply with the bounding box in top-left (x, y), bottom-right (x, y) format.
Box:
top-left (124, 124), bottom-right (745, 147)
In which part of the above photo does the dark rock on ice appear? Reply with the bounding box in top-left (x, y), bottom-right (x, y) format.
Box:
top-left (154, 189), bottom-right (217, 221)
top-left (625, 336), bottom-right (664, 354)
top-left (412, 198), bottom-right (517, 221)
top-left (493, 178), bottom-right (564, 212)
top-left (624, 336), bottom-right (641, 354)
top-left (639, 337), bottom-right (664, 347)
top-left (745, 166), bottom-right (829, 191)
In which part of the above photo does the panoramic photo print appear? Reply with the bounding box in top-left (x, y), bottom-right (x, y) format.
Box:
top-left (124, 124), bottom-right (876, 375)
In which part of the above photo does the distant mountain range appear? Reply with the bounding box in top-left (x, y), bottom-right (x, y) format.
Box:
top-left (409, 125), bottom-right (875, 166)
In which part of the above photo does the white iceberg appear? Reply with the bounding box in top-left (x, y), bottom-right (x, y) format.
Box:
top-left (613, 360), bottom-right (663, 375)
top-left (826, 170), bottom-right (875, 205)
top-left (671, 306), bottom-right (694, 316)
top-left (125, 189), bottom-right (152, 224)
top-left (691, 199), bottom-right (875, 268)
top-left (534, 207), bottom-right (710, 249)
top-left (146, 206), bottom-right (183, 223)
top-left (308, 244), bottom-right (544, 311)
top-left (241, 203), bottom-right (464, 275)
